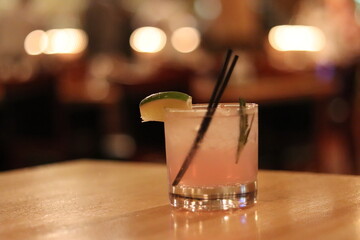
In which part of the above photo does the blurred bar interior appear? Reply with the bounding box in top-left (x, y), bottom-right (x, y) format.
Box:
top-left (0, 0), bottom-right (359, 174)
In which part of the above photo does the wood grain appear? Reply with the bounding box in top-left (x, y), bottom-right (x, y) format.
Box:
top-left (0, 160), bottom-right (359, 240)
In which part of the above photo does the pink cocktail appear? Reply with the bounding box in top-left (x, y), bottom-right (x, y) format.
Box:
top-left (164, 103), bottom-right (258, 211)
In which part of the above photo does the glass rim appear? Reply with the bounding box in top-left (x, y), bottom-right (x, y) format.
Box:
top-left (165, 103), bottom-right (258, 114)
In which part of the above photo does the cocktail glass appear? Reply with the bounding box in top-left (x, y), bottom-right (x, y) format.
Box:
top-left (164, 103), bottom-right (258, 211)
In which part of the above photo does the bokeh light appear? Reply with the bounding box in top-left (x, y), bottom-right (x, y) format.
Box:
top-left (24, 28), bottom-right (87, 55)
top-left (44, 28), bottom-right (88, 54)
top-left (171, 27), bottom-right (201, 53)
top-left (268, 25), bottom-right (326, 52)
top-left (130, 27), bottom-right (167, 53)
top-left (24, 30), bottom-right (48, 55)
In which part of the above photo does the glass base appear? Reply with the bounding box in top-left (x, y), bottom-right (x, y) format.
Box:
top-left (169, 181), bottom-right (257, 211)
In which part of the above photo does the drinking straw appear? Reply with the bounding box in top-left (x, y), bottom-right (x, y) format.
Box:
top-left (208, 49), bottom-right (233, 109)
top-left (172, 50), bottom-right (239, 186)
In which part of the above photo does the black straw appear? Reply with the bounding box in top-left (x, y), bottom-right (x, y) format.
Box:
top-left (208, 49), bottom-right (233, 109)
top-left (172, 50), bottom-right (239, 186)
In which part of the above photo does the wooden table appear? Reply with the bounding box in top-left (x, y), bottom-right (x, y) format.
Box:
top-left (1, 160), bottom-right (359, 240)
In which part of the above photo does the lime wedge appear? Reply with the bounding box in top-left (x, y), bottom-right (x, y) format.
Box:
top-left (139, 91), bottom-right (192, 122)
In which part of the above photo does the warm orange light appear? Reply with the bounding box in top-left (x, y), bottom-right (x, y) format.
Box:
top-left (24, 30), bottom-right (48, 55)
top-left (130, 27), bottom-right (167, 53)
top-left (44, 28), bottom-right (88, 54)
top-left (24, 28), bottom-right (87, 55)
top-left (268, 25), bottom-right (326, 52)
top-left (171, 27), bottom-right (200, 53)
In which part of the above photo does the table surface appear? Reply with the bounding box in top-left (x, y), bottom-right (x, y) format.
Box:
top-left (1, 160), bottom-right (359, 240)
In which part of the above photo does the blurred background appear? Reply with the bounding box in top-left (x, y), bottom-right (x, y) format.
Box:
top-left (0, 0), bottom-right (359, 174)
